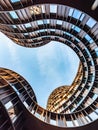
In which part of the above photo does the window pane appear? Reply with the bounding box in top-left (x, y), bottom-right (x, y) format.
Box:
top-left (9, 11), bottom-right (18, 19)
top-left (50, 5), bottom-right (57, 13)
top-left (11, 0), bottom-right (20, 3)
top-left (86, 18), bottom-right (96, 28)
top-left (73, 10), bottom-right (81, 19)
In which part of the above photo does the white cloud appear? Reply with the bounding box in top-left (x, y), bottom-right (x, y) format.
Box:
top-left (35, 41), bottom-right (79, 86)
top-left (0, 32), bottom-right (21, 69)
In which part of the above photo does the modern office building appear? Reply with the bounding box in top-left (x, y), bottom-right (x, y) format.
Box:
top-left (0, 0), bottom-right (98, 130)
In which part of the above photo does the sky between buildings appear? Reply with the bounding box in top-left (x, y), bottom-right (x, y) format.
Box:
top-left (0, 32), bottom-right (79, 108)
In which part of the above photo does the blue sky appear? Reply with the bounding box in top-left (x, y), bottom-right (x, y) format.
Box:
top-left (0, 32), bottom-right (79, 107)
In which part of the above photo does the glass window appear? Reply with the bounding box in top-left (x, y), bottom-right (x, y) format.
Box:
top-left (11, 0), bottom-right (20, 3)
top-left (89, 39), bottom-right (94, 44)
top-left (74, 26), bottom-right (81, 32)
top-left (24, 101), bottom-right (29, 108)
top-left (65, 32), bottom-right (72, 37)
top-left (57, 20), bottom-right (62, 25)
top-left (89, 112), bottom-right (98, 120)
top-left (73, 10), bottom-right (81, 19)
top-left (95, 47), bottom-right (98, 52)
top-left (43, 20), bottom-right (47, 24)
top-left (24, 33), bottom-right (28, 36)
top-left (80, 13), bottom-right (85, 21)
top-left (86, 18), bottom-right (96, 28)
top-left (39, 29), bottom-right (44, 32)
top-left (43, 19), bottom-right (50, 24)
top-left (25, 23), bottom-right (31, 28)
top-left (11, 85), bottom-right (20, 95)
top-left (95, 50), bottom-right (98, 56)
top-left (92, 94), bottom-right (97, 100)
top-left (12, 25), bottom-right (17, 28)
top-left (73, 120), bottom-right (79, 126)
top-left (67, 121), bottom-right (74, 127)
top-left (44, 29), bottom-right (47, 32)
top-left (51, 29), bottom-right (55, 31)
top-left (76, 38), bottom-right (80, 42)
top-left (50, 5), bottom-right (57, 13)
top-left (47, 19), bottom-right (50, 24)
top-left (9, 11), bottom-right (18, 19)
top-left (69, 8), bottom-right (74, 16)
top-left (72, 25), bottom-right (75, 29)
top-left (37, 20), bottom-right (43, 25)
top-left (41, 5), bottom-right (45, 13)
top-left (5, 101), bottom-right (13, 109)
top-left (85, 34), bottom-right (91, 41)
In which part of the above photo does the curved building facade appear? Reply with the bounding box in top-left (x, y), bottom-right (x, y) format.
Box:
top-left (0, 0), bottom-right (98, 130)
top-left (47, 63), bottom-right (83, 113)
top-left (47, 85), bottom-right (70, 113)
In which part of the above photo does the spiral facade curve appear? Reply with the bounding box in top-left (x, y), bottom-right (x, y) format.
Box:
top-left (0, 0), bottom-right (98, 130)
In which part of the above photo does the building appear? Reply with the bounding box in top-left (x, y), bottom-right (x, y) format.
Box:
top-left (0, 0), bottom-right (98, 130)
top-left (47, 63), bottom-right (83, 113)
